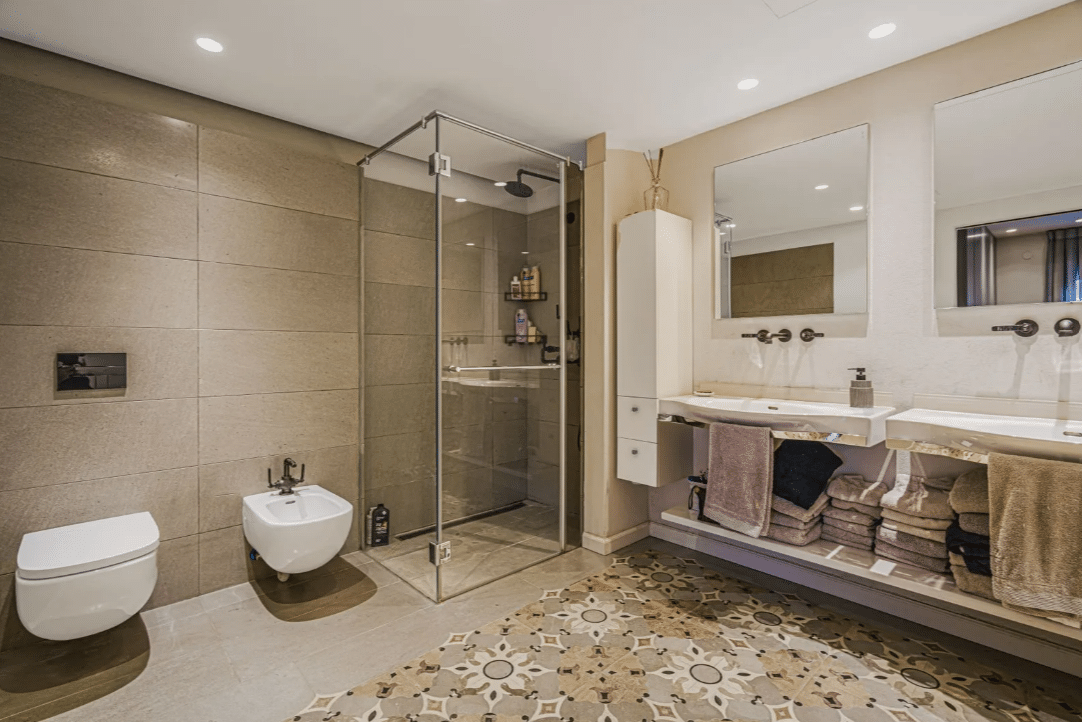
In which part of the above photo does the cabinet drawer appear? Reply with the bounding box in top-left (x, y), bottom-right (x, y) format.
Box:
top-left (617, 437), bottom-right (658, 486)
top-left (617, 396), bottom-right (657, 443)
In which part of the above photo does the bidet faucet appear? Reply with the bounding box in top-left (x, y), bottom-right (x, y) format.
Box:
top-left (267, 457), bottom-right (305, 495)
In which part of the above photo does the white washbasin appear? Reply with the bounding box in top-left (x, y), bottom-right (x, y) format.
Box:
top-left (886, 407), bottom-right (1082, 462)
top-left (659, 394), bottom-right (895, 446)
top-left (242, 485), bottom-right (353, 577)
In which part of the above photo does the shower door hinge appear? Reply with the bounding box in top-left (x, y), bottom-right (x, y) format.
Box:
top-left (429, 153), bottom-right (451, 177)
top-left (429, 540), bottom-right (451, 566)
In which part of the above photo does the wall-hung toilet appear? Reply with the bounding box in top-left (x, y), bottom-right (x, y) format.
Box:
top-left (16, 511), bottom-right (160, 641)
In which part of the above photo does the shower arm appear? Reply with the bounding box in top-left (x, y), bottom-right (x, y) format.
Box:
top-left (518, 169), bottom-right (560, 184)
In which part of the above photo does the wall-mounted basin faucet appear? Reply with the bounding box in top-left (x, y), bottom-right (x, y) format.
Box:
top-left (741, 330), bottom-right (772, 344)
top-left (769, 329), bottom-right (792, 343)
top-left (267, 457), bottom-right (305, 495)
top-left (991, 319), bottom-right (1039, 337)
top-left (1055, 318), bottom-right (1080, 337)
top-left (800, 328), bottom-right (825, 342)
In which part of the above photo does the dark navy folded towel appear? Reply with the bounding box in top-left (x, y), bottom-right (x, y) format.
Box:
top-left (946, 519), bottom-right (990, 556)
top-left (772, 440), bottom-right (843, 510)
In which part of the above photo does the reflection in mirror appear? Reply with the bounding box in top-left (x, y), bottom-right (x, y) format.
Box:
top-left (713, 125), bottom-right (869, 319)
top-left (935, 60), bottom-right (1082, 309)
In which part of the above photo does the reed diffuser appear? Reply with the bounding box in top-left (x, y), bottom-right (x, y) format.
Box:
top-left (643, 148), bottom-right (669, 211)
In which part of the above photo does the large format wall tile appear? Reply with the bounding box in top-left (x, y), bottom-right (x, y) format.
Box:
top-left (3, 399), bottom-right (197, 491)
top-left (364, 384), bottom-right (435, 439)
top-left (199, 262), bottom-right (357, 333)
top-left (199, 330), bottom-right (357, 397)
top-left (0, 326), bottom-right (197, 408)
top-left (365, 431), bottom-right (436, 488)
top-left (364, 334), bottom-right (434, 386)
top-left (0, 242), bottom-right (197, 328)
top-left (364, 230), bottom-right (433, 287)
top-left (199, 127), bottom-right (357, 220)
top-left (364, 282), bottom-right (435, 336)
top-left (0, 75), bottom-right (197, 189)
top-left (0, 158), bottom-right (197, 258)
top-left (364, 179), bottom-right (435, 239)
top-left (198, 445), bottom-right (358, 533)
top-left (199, 194), bottom-right (358, 275)
top-left (147, 535), bottom-right (199, 609)
top-left (0, 467), bottom-right (198, 574)
top-left (197, 525), bottom-right (248, 594)
top-left (199, 390), bottom-right (358, 464)
top-left (367, 477), bottom-right (436, 538)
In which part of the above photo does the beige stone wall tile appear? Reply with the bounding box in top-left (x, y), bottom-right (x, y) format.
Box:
top-left (493, 418), bottom-right (528, 465)
top-left (199, 127), bottom-right (357, 220)
top-left (364, 334), bottom-right (434, 386)
top-left (0, 242), bottom-right (197, 328)
top-left (364, 383), bottom-right (435, 439)
top-left (199, 194), bottom-right (358, 275)
top-left (443, 289), bottom-right (485, 335)
top-left (363, 179), bottom-right (434, 239)
top-left (364, 432), bottom-right (436, 489)
top-left (364, 282), bottom-right (435, 336)
top-left (0, 158), bottom-right (197, 258)
top-left (364, 230), bottom-right (433, 287)
top-left (198, 526), bottom-right (249, 595)
top-left (147, 535), bottom-right (200, 609)
top-left (0, 75), bottom-right (197, 188)
top-left (367, 478), bottom-right (436, 538)
top-left (0, 466), bottom-right (198, 574)
top-left (3, 399), bottom-right (198, 491)
top-left (199, 330), bottom-right (357, 397)
top-left (199, 390), bottom-right (358, 464)
top-left (441, 424), bottom-right (492, 476)
top-left (199, 262), bottom-right (357, 332)
top-left (198, 445), bottom-right (358, 533)
top-left (442, 243), bottom-right (484, 292)
top-left (441, 383), bottom-right (490, 429)
top-left (0, 326), bottom-right (197, 408)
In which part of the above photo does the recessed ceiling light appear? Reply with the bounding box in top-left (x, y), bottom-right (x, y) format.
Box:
top-left (465, 243), bottom-right (475, 246)
top-left (727, 223), bottom-right (736, 228)
top-left (454, 198), bottom-right (467, 203)
top-left (521, 251), bottom-right (529, 255)
top-left (850, 205), bottom-right (864, 211)
top-left (494, 181), bottom-right (507, 187)
top-left (1005, 228), bottom-right (1018, 233)
top-left (196, 37), bottom-right (223, 53)
top-left (737, 79), bottom-right (759, 90)
top-left (815, 184), bottom-right (829, 190)
top-left (868, 23), bottom-right (896, 39)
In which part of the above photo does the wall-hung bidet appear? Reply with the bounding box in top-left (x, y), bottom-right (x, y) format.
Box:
top-left (16, 512), bottom-right (159, 640)
top-left (242, 462), bottom-right (353, 582)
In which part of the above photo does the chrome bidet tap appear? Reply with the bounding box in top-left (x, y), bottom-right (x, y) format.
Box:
top-left (267, 457), bottom-right (305, 495)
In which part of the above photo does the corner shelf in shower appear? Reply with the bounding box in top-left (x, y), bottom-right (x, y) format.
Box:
top-left (504, 292), bottom-right (548, 302)
top-left (503, 334), bottom-right (547, 346)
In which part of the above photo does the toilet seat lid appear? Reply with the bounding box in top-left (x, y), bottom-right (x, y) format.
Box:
top-left (17, 512), bottom-right (160, 580)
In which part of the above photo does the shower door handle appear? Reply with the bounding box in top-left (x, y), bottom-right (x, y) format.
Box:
top-left (445, 365), bottom-right (560, 372)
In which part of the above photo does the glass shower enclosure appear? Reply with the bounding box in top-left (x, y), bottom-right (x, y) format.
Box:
top-left (358, 111), bottom-right (580, 602)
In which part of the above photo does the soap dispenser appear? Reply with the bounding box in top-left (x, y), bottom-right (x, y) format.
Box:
top-left (848, 368), bottom-right (874, 408)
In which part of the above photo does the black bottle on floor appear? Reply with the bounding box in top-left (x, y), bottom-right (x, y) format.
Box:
top-left (368, 504), bottom-right (390, 547)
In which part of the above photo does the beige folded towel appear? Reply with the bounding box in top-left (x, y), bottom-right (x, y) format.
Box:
top-left (952, 564), bottom-right (996, 601)
top-left (921, 476), bottom-right (957, 491)
top-left (881, 474), bottom-right (955, 520)
top-left (771, 513), bottom-right (819, 531)
top-left (959, 512), bottom-right (990, 537)
top-left (989, 452), bottom-right (1082, 618)
top-left (948, 551), bottom-right (965, 567)
top-left (881, 509), bottom-right (953, 530)
top-left (826, 474), bottom-right (888, 505)
top-left (771, 492), bottom-right (830, 523)
top-left (705, 423), bottom-right (773, 538)
top-left (822, 527), bottom-right (874, 550)
top-left (823, 516), bottom-right (876, 537)
top-left (883, 519), bottom-right (947, 543)
top-left (765, 522), bottom-right (822, 547)
top-left (877, 526), bottom-right (948, 559)
top-left (949, 468), bottom-right (989, 514)
top-left (876, 540), bottom-right (950, 573)
top-left (823, 505), bottom-right (875, 526)
top-left (830, 498), bottom-right (882, 518)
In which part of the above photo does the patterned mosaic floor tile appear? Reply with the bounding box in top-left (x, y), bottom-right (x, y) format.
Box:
top-left (285, 549), bottom-right (1081, 722)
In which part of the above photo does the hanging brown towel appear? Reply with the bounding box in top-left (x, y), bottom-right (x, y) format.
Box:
top-left (704, 422), bottom-right (773, 538)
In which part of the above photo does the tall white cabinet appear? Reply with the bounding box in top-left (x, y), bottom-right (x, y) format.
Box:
top-left (616, 210), bottom-right (694, 486)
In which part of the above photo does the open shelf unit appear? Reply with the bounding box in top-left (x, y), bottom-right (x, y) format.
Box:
top-left (504, 291), bottom-right (548, 302)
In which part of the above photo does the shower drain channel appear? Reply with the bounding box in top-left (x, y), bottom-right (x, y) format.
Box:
top-left (395, 501), bottom-right (528, 541)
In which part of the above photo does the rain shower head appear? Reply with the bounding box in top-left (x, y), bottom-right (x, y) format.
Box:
top-left (503, 169), bottom-right (560, 198)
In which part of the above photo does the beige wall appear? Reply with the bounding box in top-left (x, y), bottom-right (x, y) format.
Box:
top-left (0, 54), bottom-right (366, 611)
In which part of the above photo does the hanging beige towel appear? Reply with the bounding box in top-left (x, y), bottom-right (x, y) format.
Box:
top-left (989, 452), bottom-right (1082, 618)
top-left (822, 527), bottom-right (874, 550)
top-left (826, 474), bottom-right (889, 506)
top-left (831, 498), bottom-right (882, 519)
top-left (881, 474), bottom-right (955, 520)
top-left (766, 522), bottom-right (822, 547)
top-left (882, 519), bottom-right (947, 543)
top-left (772, 492), bottom-right (829, 523)
top-left (949, 467), bottom-right (989, 514)
top-left (876, 540), bottom-right (950, 574)
top-left (959, 512), bottom-right (990, 537)
top-left (823, 505), bottom-right (875, 526)
top-left (704, 422), bottom-right (773, 538)
top-left (952, 565), bottom-right (996, 601)
top-left (877, 525), bottom-right (948, 559)
top-left (881, 509), bottom-right (953, 531)
top-left (771, 513), bottom-right (819, 531)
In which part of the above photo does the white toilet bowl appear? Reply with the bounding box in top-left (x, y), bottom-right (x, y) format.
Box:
top-left (16, 511), bottom-right (159, 641)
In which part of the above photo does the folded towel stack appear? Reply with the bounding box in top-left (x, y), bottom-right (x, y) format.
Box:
top-left (763, 441), bottom-right (842, 547)
top-left (876, 474), bottom-right (955, 573)
top-left (764, 492), bottom-right (828, 546)
top-left (947, 468), bottom-right (993, 598)
top-left (820, 474), bottom-right (886, 551)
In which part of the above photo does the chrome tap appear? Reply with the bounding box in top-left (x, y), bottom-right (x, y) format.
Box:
top-left (768, 329), bottom-right (792, 343)
top-left (741, 330), bottom-right (772, 344)
top-left (267, 457), bottom-right (305, 495)
top-left (991, 319), bottom-right (1038, 338)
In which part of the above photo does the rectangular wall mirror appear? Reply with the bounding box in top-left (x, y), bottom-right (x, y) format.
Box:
top-left (934, 60), bottom-right (1082, 309)
top-left (713, 124), bottom-right (869, 320)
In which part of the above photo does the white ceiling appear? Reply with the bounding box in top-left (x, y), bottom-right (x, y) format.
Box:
top-left (0, 0), bottom-right (1071, 161)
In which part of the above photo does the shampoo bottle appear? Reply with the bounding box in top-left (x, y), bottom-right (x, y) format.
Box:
top-left (531, 265), bottom-right (541, 296)
top-left (521, 264), bottom-right (534, 298)
top-left (515, 309), bottom-right (529, 343)
top-left (510, 275), bottom-right (521, 300)
top-left (368, 503), bottom-right (390, 546)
